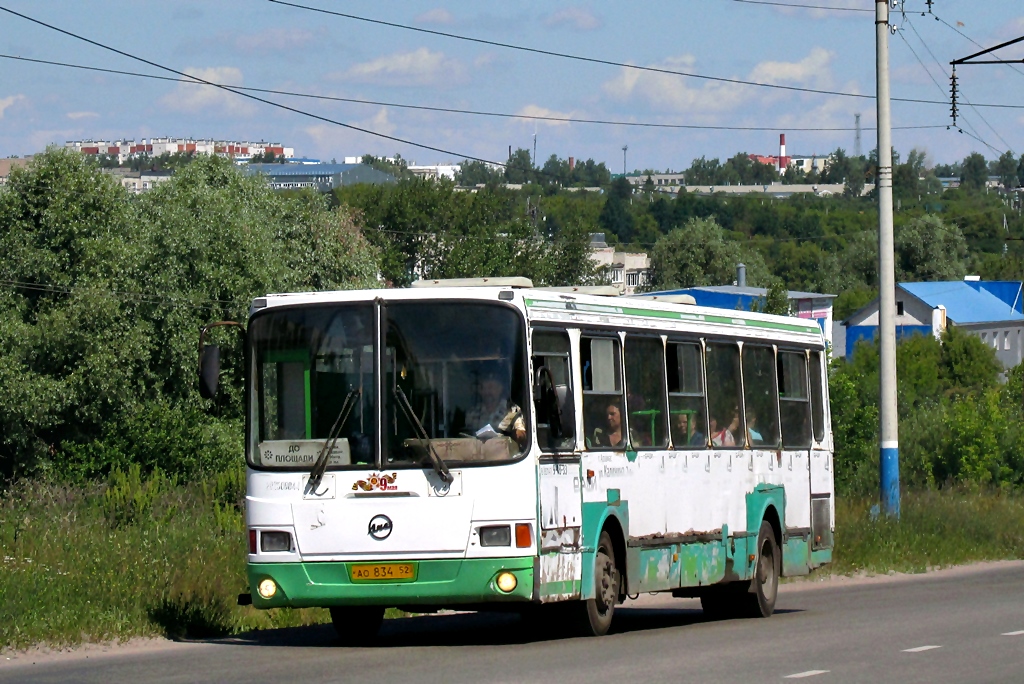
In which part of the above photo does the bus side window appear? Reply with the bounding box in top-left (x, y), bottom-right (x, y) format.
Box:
top-left (625, 335), bottom-right (668, 449)
top-left (666, 342), bottom-right (708, 449)
top-left (705, 342), bottom-right (744, 448)
top-left (532, 329), bottom-right (576, 451)
top-left (582, 337), bottom-right (625, 450)
top-left (742, 345), bottom-right (781, 448)
top-left (778, 351), bottom-right (812, 448)
top-left (808, 350), bottom-right (826, 444)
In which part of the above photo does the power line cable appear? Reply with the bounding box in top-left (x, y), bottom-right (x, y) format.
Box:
top-left (265, 0), bottom-right (1022, 109)
top-left (932, 11), bottom-right (1024, 80)
top-left (0, 53), bottom-right (946, 133)
top-left (892, 22), bottom-right (1003, 155)
top-left (729, 0), bottom-right (871, 12)
top-left (0, 5), bottom-right (507, 169)
top-left (903, 16), bottom-right (1012, 153)
top-left (0, 279), bottom-right (245, 311)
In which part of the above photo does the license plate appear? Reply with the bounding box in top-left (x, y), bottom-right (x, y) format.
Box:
top-left (350, 563), bottom-right (417, 582)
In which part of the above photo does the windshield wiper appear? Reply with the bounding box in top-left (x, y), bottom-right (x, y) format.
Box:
top-left (308, 388), bottom-right (360, 492)
top-left (395, 386), bottom-right (452, 484)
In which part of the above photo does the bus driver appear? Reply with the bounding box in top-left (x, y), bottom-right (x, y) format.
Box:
top-left (465, 372), bottom-right (527, 447)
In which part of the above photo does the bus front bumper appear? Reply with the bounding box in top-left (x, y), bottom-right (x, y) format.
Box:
top-left (247, 557), bottom-right (535, 609)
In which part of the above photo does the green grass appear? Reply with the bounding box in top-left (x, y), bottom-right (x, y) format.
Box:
top-left (831, 487), bottom-right (1024, 574)
top-left (0, 476), bottom-right (329, 651)
top-left (4, 479), bottom-right (1024, 651)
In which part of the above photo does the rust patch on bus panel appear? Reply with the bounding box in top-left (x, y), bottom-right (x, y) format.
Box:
top-left (541, 526), bottom-right (581, 553)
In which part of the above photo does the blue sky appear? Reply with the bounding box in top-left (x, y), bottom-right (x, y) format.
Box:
top-left (1, 1), bottom-right (1022, 170)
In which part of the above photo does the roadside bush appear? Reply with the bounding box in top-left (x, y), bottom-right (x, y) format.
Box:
top-left (0, 150), bottom-right (379, 480)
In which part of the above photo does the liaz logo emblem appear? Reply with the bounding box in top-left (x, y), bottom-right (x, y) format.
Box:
top-left (353, 472), bottom-right (398, 492)
top-left (368, 514), bottom-right (393, 540)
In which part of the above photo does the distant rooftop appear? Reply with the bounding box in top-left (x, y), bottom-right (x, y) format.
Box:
top-left (651, 285), bottom-right (835, 300)
top-left (900, 281), bottom-right (1024, 324)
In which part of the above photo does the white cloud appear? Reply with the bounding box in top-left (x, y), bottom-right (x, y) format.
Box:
top-left (602, 48), bottom-right (838, 116)
top-left (515, 104), bottom-right (574, 127)
top-left (158, 67), bottom-right (254, 115)
top-left (602, 55), bottom-right (747, 114)
top-left (749, 48), bottom-right (834, 89)
top-left (545, 7), bottom-right (602, 31)
top-left (0, 94), bottom-right (25, 119)
top-left (415, 8), bottom-right (455, 25)
top-left (66, 111), bottom-right (99, 120)
top-left (303, 108), bottom-right (396, 152)
top-left (335, 48), bottom-right (466, 87)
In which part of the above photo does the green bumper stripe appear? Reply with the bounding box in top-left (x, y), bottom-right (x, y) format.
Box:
top-left (248, 557), bottom-right (535, 608)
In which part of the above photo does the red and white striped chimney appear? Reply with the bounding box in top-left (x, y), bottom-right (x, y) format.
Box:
top-left (779, 134), bottom-right (786, 172)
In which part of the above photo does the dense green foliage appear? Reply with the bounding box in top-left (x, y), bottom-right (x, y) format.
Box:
top-left (831, 328), bottom-right (1023, 497)
top-left (0, 150), bottom-right (379, 480)
top-left (335, 178), bottom-right (599, 288)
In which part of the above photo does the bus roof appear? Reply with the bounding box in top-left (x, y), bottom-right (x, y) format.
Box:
top-left (251, 286), bottom-right (825, 346)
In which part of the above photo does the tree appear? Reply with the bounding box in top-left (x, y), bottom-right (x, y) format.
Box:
top-left (994, 150), bottom-right (1018, 189)
top-left (249, 150), bottom-right (279, 164)
top-left (751, 278), bottom-right (791, 316)
top-left (960, 152), bottom-right (988, 192)
top-left (504, 148), bottom-right (535, 184)
top-left (598, 177), bottom-right (635, 243)
top-left (0, 150), bottom-right (381, 479)
top-left (894, 215), bottom-right (969, 281)
top-left (456, 159), bottom-right (503, 186)
top-left (361, 153), bottom-right (411, 179)
top-left (644, 217), bottom-right (768, 291)
top-left (893, 148), bottom-right (926, 198)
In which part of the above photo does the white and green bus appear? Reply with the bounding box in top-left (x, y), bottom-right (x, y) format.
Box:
top-left (200, 278), bottom-right (833, 639)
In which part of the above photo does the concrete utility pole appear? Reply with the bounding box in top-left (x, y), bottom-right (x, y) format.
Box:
top-left (876, 0), bottom-right (900, 518)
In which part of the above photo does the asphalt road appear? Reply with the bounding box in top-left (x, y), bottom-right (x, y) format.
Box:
top-left (4, 562), bottom-right (1023, 684)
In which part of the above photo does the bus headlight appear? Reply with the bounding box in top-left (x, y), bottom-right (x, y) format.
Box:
top-left (496, 571), bottom-right (517, 593)
top-left (257, 578), bottom-right (278, 599)
top-left (480, 525), bottom-right (511, 547)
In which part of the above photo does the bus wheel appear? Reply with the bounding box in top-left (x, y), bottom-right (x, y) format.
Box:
top-left (576, 530), bottom-right (620, 637)
top-left (329, 606), bottom-right (385, 645)
top-left (740, 520), bottom-right (780, 618)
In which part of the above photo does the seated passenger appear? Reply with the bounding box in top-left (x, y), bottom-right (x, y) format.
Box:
top-left (746, 409), bottom-right (764, 446)
top-left (711, 410), bottom-right (739, 447)
top-left (673, 411), bottom-right (707, 447)
top-left (592, 400), bottom-right (626, 448)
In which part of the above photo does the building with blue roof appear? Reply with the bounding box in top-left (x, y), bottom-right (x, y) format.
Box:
top-left (244, 163), bottom-right (395, 191)
top-left (843, 279), bottom-right (1024, 367)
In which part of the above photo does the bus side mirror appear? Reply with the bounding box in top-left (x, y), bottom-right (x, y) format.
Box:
top-left (198, 320), bottom-right (246, 400)
top-left (199, 344), bottom-right (221, 399)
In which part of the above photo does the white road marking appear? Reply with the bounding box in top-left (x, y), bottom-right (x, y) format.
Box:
top-left (784, 671), bottom-right (830, 679)
top-left (902, 645), bottom-right (942, 653)
top-left (1002, 630), bottom-right (1024, 636)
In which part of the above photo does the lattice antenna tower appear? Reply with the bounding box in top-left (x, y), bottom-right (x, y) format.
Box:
top-left (854, 113), bottom-right (862, 157)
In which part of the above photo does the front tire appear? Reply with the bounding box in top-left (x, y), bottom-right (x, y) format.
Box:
top-left (574, 530), bottom-right (620, 636)
top-left (738, 520), bottom-right (780, 618)
top-left (330, 606), bottom-right (385, 645)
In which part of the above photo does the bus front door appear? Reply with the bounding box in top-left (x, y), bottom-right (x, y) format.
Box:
top-left (538, 458), bottom-right (583, 602)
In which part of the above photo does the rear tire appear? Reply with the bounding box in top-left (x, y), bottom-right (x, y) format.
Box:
top-left (330, 606), bottom-right (385, 645)
top-left (738, 520), bottom-right (780, 618)
top-left (568, 530), bottom-right (620, 636)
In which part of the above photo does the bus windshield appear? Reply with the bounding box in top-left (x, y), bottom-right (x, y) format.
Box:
top-left (248, 300), bottom-right (528, 470)
top-left (250, 304), bottom-right (376, 469)
top-left (384, 301), bottom-right (528, 467)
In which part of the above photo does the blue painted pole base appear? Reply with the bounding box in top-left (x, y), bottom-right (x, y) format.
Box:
top-left (880, 446), bottom-right (900, 519)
